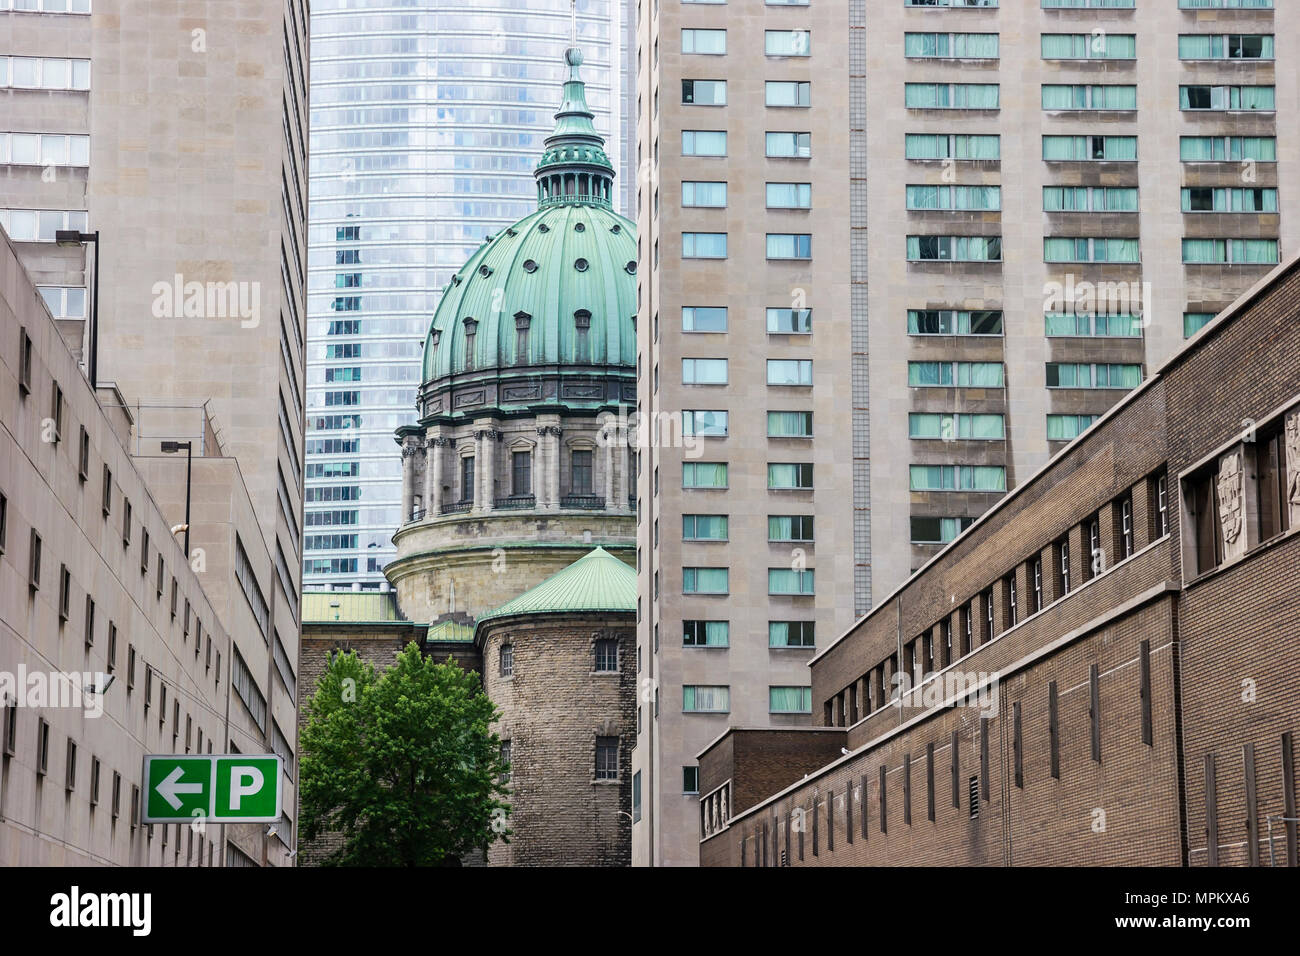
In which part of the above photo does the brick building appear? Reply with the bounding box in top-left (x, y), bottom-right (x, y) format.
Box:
top-left (699, 251), bottom-right (1300, 867)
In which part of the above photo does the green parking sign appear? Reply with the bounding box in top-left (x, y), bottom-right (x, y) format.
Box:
top-left (142, 754), bottom-right (282, 824)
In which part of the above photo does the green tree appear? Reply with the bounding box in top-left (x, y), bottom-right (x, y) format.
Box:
top-left (299, 642), bottom-right (511, 866)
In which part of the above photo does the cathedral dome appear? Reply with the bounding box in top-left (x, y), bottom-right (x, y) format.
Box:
top-left (419, 49), bottom-right (636, 403)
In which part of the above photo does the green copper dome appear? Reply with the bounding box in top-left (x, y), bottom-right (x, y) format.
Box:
top-left (420, 49), bottom-right (636, 388)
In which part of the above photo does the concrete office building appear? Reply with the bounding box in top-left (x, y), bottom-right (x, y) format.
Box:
top-left (304, 0), bottom-right (635, 590)
top-left (635, 0), bottom-right (1297, 864)
top-left (699, 250), bottom-right (1300, 868)
top-left (0, 0), bottom-right (308, 865)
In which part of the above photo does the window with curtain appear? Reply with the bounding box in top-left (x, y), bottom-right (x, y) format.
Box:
top-left (1182, 238), bottom-right (1278, 264)
top-left (765, 81), bottom-right (811, 107)
top-left (1046, 414), bottom-right (1098, 440)
top-left (909, 413), bottom-right (1005, 440)
top-left (769, 687), bottom-right (813, 713)
top-left (683, 620), bottom-right (730, 647)
top-left (905, 134), bottom-right (1000, 160)
top-left (1178, 0), bottom-right (1272, 8)
top-left (1043, 135), bottom-right (1137, 161)
top-left (1046, 363), bottom-right (1142, 388)
top-left (682, 307), bottom-right (727, 332)
top-left (909, 465), bottom-right (1006, 491)
top-left (908, 362), bottom-right (1005, 387)
top-left (682, 357), bottom-right (728, 384)
top-left (766, 182), bottom-right (812, 208)
top-left (906, 236), bottom-right (1002, 261)
top-left (906, 185), bottom-right (1001, 210)
top-left (767, 411), bottom-right (813, 437)
top-left (682, 410), bottom-right (728, 436)
top-left (1041, 33), bottom-right (1135, 59)
top-left (682, 79), bottom-right (726, 106)
top-left (769, 621), bottom-right (816, 648)
top-left (765, 132), bottom-right (811, 158)
top-left (1044, 0), bottom-right (1135, 7)
top-left (1045, 313), bottom-right (1142, 337)
top-left (1043, 186), bottom-right (1138, 211)
top-left (1180, 136), bottom-right (1275, 161)
top-left (910, 516), bottom-right (974, 544)
top-left (766, 359), bottom-right (813, 385)
top-left (683, 514), bottom-right (728, 540)
top-left (768, 515), bottom-right (814, 541)
top-left (1180, 85), bottom-right (1275, 111)
top-left (1182, 187), bottom-right (1277, 212)
top-left (904, 33), bottom-right (999, 58)
top-left (906, 83), bottom-right (1000, 109)
top-left (1043, 237), bottom-right (1140, 262)
top-left (767, 308), bottom-right (813, 333)
top-left (682, 130), bottom-right (726, 156)
top-left (1042, 84), bottom-right (1137, 110)
top-left (769, 568), bottom-right (815, 595)
top-left (908, 310), bottom-right (1004, 334)
top-left (1183, 312), bottom-right (1216, 337)
top-left (682, 567), bottom-right (729, 594)
top-left (768, 462), bottom-right (813, 489)
top-left (682, 232), bottom-right (727, 258)
top-left (765, 31), bottom-right (811, 56)
top-left (683, 685), bottom-right (730, 712)
top-left (766, 233), bottom-right (812, 259)
top-left (681, 29), bottom-right (727, 54)
top-left (682, 461), bottom-right (728, 488)
top-left (681, 181), bottom-right (727, 207)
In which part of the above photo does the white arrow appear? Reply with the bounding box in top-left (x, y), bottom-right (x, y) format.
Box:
top-left (157, 765), bottom-right (203, 810)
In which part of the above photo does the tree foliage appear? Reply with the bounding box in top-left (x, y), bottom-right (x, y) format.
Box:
top-left (299, 642), bottom-right (511, 866)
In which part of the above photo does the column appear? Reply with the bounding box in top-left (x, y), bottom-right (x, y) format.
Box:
top-left (603, 436), bottom-right (614, 509)
top-left (428, 433), bottom-right (444, 516)
top-left (471, 434), bottom-right (483, 512)
top-left (481, 428), bottom-right (497, 512)
top-left (400, 440), bottom-right (417, 522)
top-left (549, 427), bottom-right (562, 508)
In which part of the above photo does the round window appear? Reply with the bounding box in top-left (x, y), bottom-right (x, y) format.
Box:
top-left (575, 258), bottom-right (589, 272)
top-left (523, 260), bottom-right (538, 273)
top-left (625, 261), bottom-right (637, 275)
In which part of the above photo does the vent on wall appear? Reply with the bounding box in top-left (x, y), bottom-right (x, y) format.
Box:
top-left (969, 776), bottom-right (979, 819)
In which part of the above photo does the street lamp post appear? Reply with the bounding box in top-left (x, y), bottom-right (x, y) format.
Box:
top-left (161, 440), bottom-right (193, 558)
top-left (54, 230), bottom-right (100, 388)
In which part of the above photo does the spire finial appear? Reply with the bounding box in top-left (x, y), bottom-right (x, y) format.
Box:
top-left (570, 0), bottom-right (576, 48)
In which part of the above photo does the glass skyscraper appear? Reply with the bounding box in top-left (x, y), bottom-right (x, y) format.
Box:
top-left (305, 0), bottom-right (633, 590)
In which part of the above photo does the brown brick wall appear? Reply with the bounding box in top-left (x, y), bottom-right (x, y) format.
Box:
top-left (480, 613), bottom-right (636, 866)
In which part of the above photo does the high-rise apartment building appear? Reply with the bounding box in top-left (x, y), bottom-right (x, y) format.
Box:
top-left (0, 0), bottom-right (307, 865)
top-left (304, 0), bottom-right (635, 590)
top-left (635, 0), bottom-right (1296, 865)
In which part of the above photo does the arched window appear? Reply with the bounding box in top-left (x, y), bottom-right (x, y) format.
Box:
top-left (514, 311), bottom-right (532, 364)
top-left (463, 318), bottom-right (478, 370)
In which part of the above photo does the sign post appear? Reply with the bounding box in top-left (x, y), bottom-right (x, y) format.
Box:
top-left (141, 754), bottom-right (282, 824)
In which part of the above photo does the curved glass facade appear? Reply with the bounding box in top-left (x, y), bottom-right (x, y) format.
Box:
top-left (305, 0), bottom-right (632, 589)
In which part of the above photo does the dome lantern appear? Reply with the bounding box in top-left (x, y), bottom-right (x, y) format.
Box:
top-left (534, 48), bottom-right (616, 210)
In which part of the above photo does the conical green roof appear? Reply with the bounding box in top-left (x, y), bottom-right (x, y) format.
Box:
top-left (475, 547), bottom-right (635, 631)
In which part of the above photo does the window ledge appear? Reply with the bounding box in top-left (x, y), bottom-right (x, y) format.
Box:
top-left (1183, 524), bottom-right (1300, 590)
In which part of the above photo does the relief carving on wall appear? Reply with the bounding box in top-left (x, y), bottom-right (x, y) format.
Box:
top-left (1217, 451), bottom-right (1245, 557)
top-left (1286, 411), bottom-right (1300, 525)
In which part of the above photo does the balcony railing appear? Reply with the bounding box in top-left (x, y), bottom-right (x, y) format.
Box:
top-left (495, 495), bottom-right (536, 510)
top-left (560, 494), bottom-right (606, 510)
top-left (408, 508), bottom-right (426, 523)
top-left (441, 500), bottom-right (472, 515)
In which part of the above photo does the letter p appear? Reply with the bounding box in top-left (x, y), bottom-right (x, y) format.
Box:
top-left (229, 766), bottom-right (264, 811)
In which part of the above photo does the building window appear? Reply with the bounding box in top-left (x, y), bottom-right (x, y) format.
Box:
top-left (909, 412), bottom-right (1004, 440)
top-left (766, 81), bottom-right (811, 108)
top-left (570, 449), bottom-right (594, 495)
top-left (1182, 238), bottom-right (1279, 266)
top-left (1042, 33), bottom-right (1136, 60)
top-left (36, 718), bottom-right (49, 776)
top-left (632, 772), bottom-right (642, 822)
top-left (683, 685), bottom-right (730, 713)
top-left (682, 232), bottom-right (728, 258)
top-left (904, 32), bottom-right (999, 59)
top-left (84, 594), bottom-right (95, 646)
top-left (65, 738), bottom-right (77, 791)
top-left (682, 514), bottom-right (728, 541)
top-left (682, 306), bottom-right (727, 331)
top-left (77, 426), bottom-right (89, 481)
top-left (681, 28), bottom-right (726, 55)
top-left (982, 588), bottom-right (994, 642)
top-left (1043, 135), bottom-right (1137, 162)
top-left (1005, 574), bottom-right (1018, 630)
top-left (595, 736), bottom-right (619, 780)
top-left (766, 234), bottom-right (812, 260)
top-left (907, 236), bottom-right (1002, 262)
top-left (682, 461), bottom-right (728, 488)
top-left (906, 133), bottom-right (1000, 161)
top-left (682, 79), bottom-right (726, 106)
top-left (1119, 493), bottom-right (1134, 559)
top-left (767, 462), bottom-right (813, 490)
top-left (682, 567), bottom-right (729, 595)
top-left (1041, 84), bottom-right (1136, 111)
top-left (1085, 514), bottom-right (1102, 580)
top-left (1057, 538), bottom-right (1071, 596)
top-left (58, 564), bottom-right (70, 622)
top-left (765, 132), bottom-right (811, 159)
top-left (908, 465), bottom-right (1006, 492)
top-left (18, 326), bottom-right (32, 395)
top-left (682, 410), bottom-right (728, 437)
top-left (499, 643), bottom-right (513, 677)
top-left (1044, 238), bottom-right (1140, 263)
top-left (681, 182), bottom-right (727, 208)
top-left (682, 130), bottom-right (726, 156)
top-left (28, 528), bottom-right (41, 590)
top-left (768, 515), bottom-right (814, 542)
top-left (3, 698), bottom-right (15, 756)
top-left (1254, 419), bottom-right (1291, 542)
top-left (682, 358), bottom-right (728, 385)
top-left (594, 638), bottom-right (618, 672)
top-left (769, 620), bottom-right (816, 649)
top-left (1046, 363), bottom-right (1142, 390)
top-left (765, 30), bottom-right (810, 56)
top-left (766, 359), bottom-right (812, 386)
top-left (910, 516), bottom-right (974, 544)
top-left (767, 412), bottom-right (813, 439)
top-left (511, 451), bottom-right (531, 497)
top-left (769, 687), bottom-right (813, 714)
top-left (683, 766), bottom-right (700, 794)
top-left (499, 741), bottom-right (511, 784)
top-left (768, 568), bottom-right (815, 595)
top-left (1032, 558), bottom-right (1044, 612)
top-left (1179, 85), bottom-right (1275, 112)
top-left (1154, 471), bottom-right (1170, 539)
top-left (50, 380), bottom-right (63, 443)
top-left (1047, 414), bottom-right (1099, 441)
top-left (905, 83), bottom-right (1000, 110)
top-left (683, 620), bottom-right (729, 647)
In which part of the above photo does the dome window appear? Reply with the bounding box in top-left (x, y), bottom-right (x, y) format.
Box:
top-left (625, 261), bottom-right (637, 275)
top-left (538, 223), bottom-right (550, 233)
top-left (450, 275), bottom-right (462, 286)
top-left (478, 265), bottom-right (493, 278)
top-left (574, 258), bottom-right (589, 272)
top-left (523, 259), bottom-right (538, 274)
top-left (463, 319), bottom-right (478, 371)
top-left (610, 224), bottom-right (621, 234)
top-left (514, 312), bottom-right (532, 364)
top-left (574, 222), bottom-right (586, 233)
